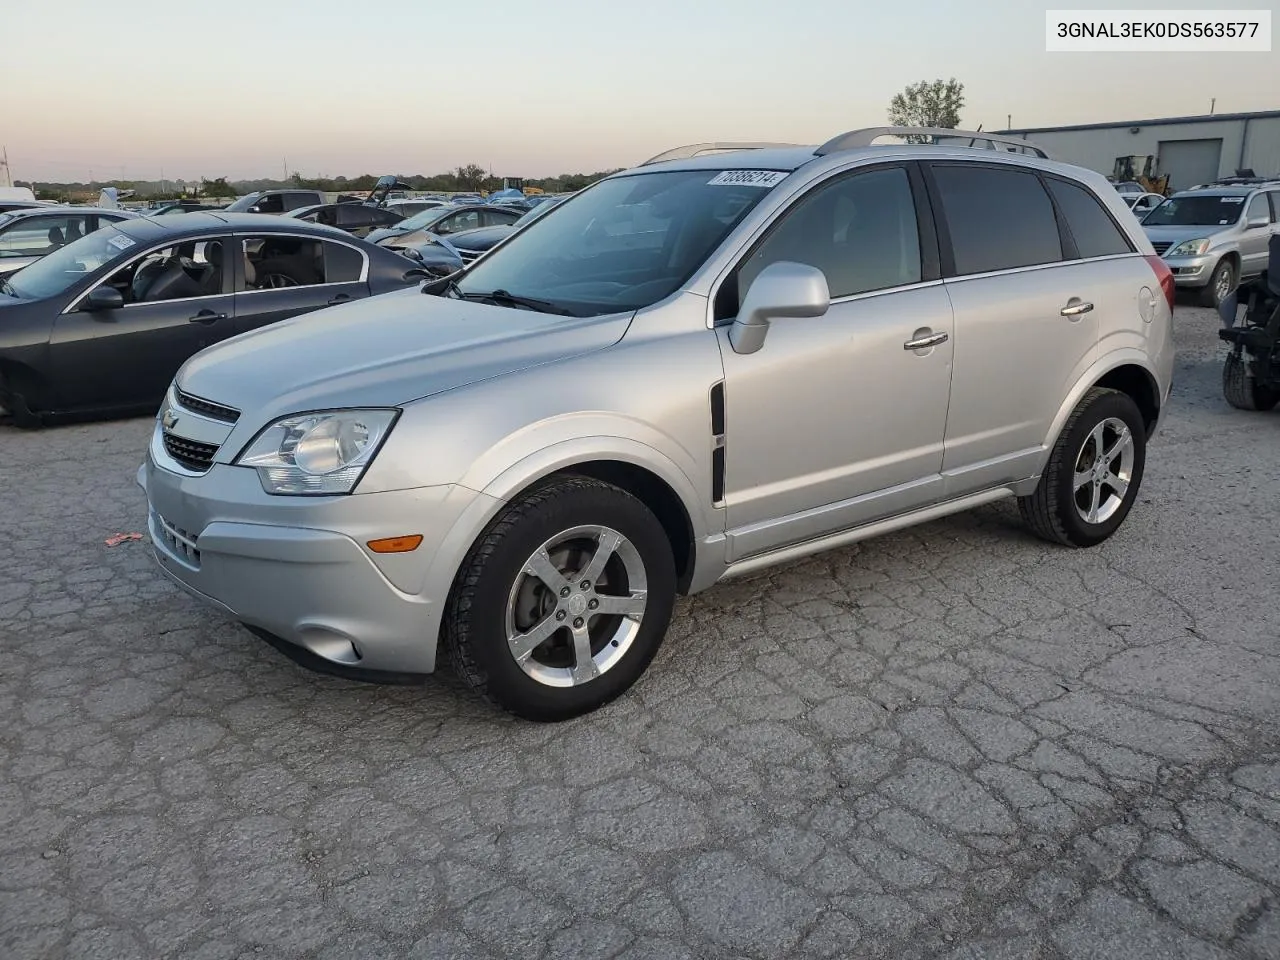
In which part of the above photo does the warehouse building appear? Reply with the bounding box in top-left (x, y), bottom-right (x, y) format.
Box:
top-left (997, 109), bottom-right (1280, 192)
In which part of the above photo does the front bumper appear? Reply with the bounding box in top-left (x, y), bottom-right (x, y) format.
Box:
top-left (1161, 253), bottom-right (1214, 287)
top-left (137, 450), bottom-right (488, 676)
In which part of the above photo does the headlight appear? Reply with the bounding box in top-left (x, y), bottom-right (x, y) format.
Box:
top-left (1167, 238), bottom-right (1211, 257)
top-left (235, 409), bottom-right (398, 495)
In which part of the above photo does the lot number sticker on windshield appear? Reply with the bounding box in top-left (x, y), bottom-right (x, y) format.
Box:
top-left (106, 234), bottom-right (136, 250)
top-left (708, 170), bottom-right (789, 188)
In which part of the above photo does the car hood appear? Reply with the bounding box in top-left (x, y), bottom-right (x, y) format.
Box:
top-left (176, 286), bottom-right (633, 433)
top-left (449, 225), bottom-right (515, 251)
top-left (1143, 223), bottom-right (1231, 247)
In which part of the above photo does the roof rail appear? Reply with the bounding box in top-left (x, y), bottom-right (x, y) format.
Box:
top-left (815, 127), bottom-right (1055, 160)
top-left (639, 141), bottom-right (802, 166)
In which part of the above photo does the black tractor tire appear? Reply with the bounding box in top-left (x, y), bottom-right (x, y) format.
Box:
top-left (443, 476), bottom-right (676, 722)
top-left (1223, 352), bottom-right (1280, 411)
top-left (1198, 258), bottom-right (1236, 308)
top-left (1018, 387), bottom-right (1147, 548)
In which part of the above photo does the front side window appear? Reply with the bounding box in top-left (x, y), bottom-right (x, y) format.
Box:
top-left (932, 164), bottom-right (1063, 275)
top-left (101, 239), bottom-right (228, 303)
top-left (455, 169), bottom-right (778, 317)
top-left (240, 236), bottom-right (361, 288)
top-left (437, 211), bottom-right (481, 235)
top-left (1046, 178), bottom-right (1132, 259)
top-left (1142, 194), bottom-right (1247, 226)
top-left (0, 214), bottom-right (93, 258)
top-left (735, 166), bottom-right (922, 305)
top-left (1246, 193), bottom-right (1271, 224)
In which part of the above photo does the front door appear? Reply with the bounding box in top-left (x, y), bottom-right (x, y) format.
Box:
top-left (50, 236), bottom-right (234, 410)
top-left (716, 163), bottom-right (954, 561)
top-left (1239, 192), bottom-right (1274, 278)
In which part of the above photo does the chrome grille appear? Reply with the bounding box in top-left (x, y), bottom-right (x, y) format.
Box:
top-left (154, 511), bottom-right (201, 567)
top-left (457, 248), bottom-right (482, 263)
top-left (163, 434), bottom-right (219, 472)
top-left (1151, 241), bottom-right (1172, 255)
top-left (176, 389), bottom-right (239, 424)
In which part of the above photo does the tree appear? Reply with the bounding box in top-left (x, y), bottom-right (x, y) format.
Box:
top-left (199, 177), bottom-right (236, 198)
top-left (455, 164), bottom-right (488, 191)
top-left (888, 78), bottom-right (965, 140)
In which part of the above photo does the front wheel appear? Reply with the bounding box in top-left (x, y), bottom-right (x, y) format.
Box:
top-left (1018, 387), bottom-right (1147, 547)
top-left (443, 476), bottom-right (676, 721)
top-left (1199, 258), bottom-right (1236, 308)
top-left (1223, 352), bottom-right (1280, 411)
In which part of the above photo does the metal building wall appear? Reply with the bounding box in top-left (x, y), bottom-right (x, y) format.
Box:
top-left (1000, 115), bottom-right (1280, 189)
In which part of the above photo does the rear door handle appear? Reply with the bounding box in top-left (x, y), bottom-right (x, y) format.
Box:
top-left (903, 331), bottom-right (949, 351)
top-left (1061, 298), bottom-right (1094, 317)
top-left (188, 310), bottom-right (226, 324)
top-left (327, 294), bottom-right (351, 306)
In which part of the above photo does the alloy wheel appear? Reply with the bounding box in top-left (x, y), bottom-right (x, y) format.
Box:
top-left (1073, 417), bottom-right (1135, 525)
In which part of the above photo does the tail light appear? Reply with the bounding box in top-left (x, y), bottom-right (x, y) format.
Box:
top-left (1145, 255), bottom-right (1176, 312)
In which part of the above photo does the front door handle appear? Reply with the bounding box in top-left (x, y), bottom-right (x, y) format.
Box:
top-left (1061, 298), bottom-right (1094, 317)
top-left (903, 330), bottom-right (949, 351)
top-left (327, 294), bottom-right (351, 306)
top-left (188, 310), bottom-right (226, 324)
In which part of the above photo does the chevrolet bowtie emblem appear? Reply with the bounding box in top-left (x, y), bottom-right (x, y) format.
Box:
top-left (161, 407), bottom-right (179, 430)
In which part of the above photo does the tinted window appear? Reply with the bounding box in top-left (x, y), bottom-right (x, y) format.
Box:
top-left (1046, 178), bottom-right (1132, 258)
top-left (738, 166), bottom-right (921, 303)
top-left (1269, 192), bottom-right (1280, 220)
top-left (254, 194), bottom-right (285, 213)
top-left (933, 165), bottom-right (1062, 275)
top-left (1246, 193), bottom-right (1271, 224)
top-left (323, 241), bottom-right (364, 282)
top-left (0, 214), bottom-right (93, 258)
top-left (285, 192), bottom-right (318, 211)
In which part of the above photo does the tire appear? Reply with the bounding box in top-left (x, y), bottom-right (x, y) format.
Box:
top-left (1018, 387), bottom-right (1147, 548)
top-left (443, 476), bottom-right (676, 721)
top-left (1198, 258), bottom-right (1235, 308)
top-left (0, 366), bottom-right (45, 429)
top-left (1223, 352), bottom-right (1280, 411)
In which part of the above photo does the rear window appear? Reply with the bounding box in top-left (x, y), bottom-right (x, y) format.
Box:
top-left (932, 165), bottom-right (1062, 275)
top-left (1046, 178), bottom-right (1133, 259)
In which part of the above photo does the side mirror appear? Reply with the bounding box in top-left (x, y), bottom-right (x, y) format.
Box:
top-left (247, 205), bottom-right (262, 214)
top-left (82, 285), bottom-right (124, 313)
top-left (728, 261), bottom-right (830, 355)
top-left (1246, 216), bottom-right (1269, 230)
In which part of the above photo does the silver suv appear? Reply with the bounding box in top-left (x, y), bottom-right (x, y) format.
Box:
top-left (1141, 182), bottom-right (1280, 307)
top-left (138, 127), bottom-right (1176, 720)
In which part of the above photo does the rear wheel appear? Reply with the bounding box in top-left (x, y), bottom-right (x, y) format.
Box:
top-left (1223, 352), bottom-right (1280, 411)
top-left (1199, 258), bottom-right (1235, 308)
top-left (1018, 387), bottom-right (1147, 547)
top-left (443, 476), bottom-right (676, 721)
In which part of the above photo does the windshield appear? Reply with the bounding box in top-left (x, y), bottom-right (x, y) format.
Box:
top-left (223, 193), bottom-right (262, 212)
top-left (454, 169), bottom-right (779, 317)
top-left (398, 206), bottom-right (457, 230)
top-left (1143, 194), bottom-right (1247, 226)
top-left (4, 225), bottom-right (134, 300)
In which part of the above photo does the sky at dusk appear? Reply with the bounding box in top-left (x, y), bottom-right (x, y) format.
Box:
top-left (4, 0), bottom-right (1277, 183)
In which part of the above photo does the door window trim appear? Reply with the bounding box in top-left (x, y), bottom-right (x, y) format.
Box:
top-left (60, 233), bottom-right (235, 314)
top-left (707, 160), bottom-right (941, 325)
top-left (231, 231), bottom-right (370, 295)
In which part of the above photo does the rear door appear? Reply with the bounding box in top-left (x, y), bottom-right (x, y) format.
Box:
top-left (50, 236), bottom-right (235, 409)
top-left (232, 232), bottom-right (369, 334)
top-left (924, 162), bottom-right (1132, 495)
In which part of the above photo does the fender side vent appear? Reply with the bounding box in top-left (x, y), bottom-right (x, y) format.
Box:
top-left (710, 381), bottom-right (726, 506)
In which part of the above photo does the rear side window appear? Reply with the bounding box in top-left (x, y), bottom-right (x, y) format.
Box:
top-left (932, 165), bottom-right (1062, 275)
top-left (1046, 178), bottom-right (1133, 258)
top-left (323, 241), bottom-right (364, 282)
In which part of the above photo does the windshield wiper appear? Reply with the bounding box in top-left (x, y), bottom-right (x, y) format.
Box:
top-left (0, 277), bottom-right (18, 298)
top-left (460, 288), bottom-right (573, 316)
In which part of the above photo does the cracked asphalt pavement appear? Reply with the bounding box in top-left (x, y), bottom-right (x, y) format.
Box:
top-left (2, 302), bottom-right (1278, 960)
